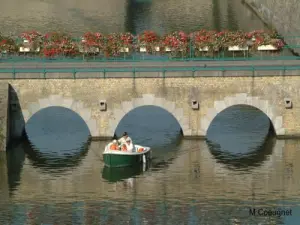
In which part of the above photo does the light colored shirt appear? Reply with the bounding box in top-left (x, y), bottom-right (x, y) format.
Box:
top-left (118, 137), bottom-right (127, 145)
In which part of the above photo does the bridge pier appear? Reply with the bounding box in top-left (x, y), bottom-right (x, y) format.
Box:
top-left (0, 83), bottom-right (9, 151)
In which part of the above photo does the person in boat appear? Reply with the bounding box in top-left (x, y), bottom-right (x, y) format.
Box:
top-left (121, 137), bottom-right (134, 152)
top-left (110, 140), bottom-right (120, 151)
top-left (118, 132), bottom-right (129, 145)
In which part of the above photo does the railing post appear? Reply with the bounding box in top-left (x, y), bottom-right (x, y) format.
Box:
top-left (103, 69), bottom-right (106, 79)
top-left (163, 69), bottom-right (166, 79)
top-left (192, 68), bottom-right (195, 78)
top-left (252, 66), bottom-right (255, 77)
top-left (43, 68), bottom-right (46, 79)
top-left (12, 68), bottom-right (16, 79)
top-left (133, 68), bottom-right (136, 79)
top-left (283, 65), bottom-right (286, 76)
top-left (73, 68), bottom-right (76, 79)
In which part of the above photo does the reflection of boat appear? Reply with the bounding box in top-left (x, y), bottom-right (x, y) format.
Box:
top-left (103, 144), bottom-right (152, 167)
top-left (102, 163), bottom-right (149, 182)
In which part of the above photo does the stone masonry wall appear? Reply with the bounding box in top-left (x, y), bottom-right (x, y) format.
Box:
top-left (0, 83), bottom-right (9, 151)
top-left (244, 0), bottom-right (300, 54)
top-left (2, 73), bottom-right (300, 140)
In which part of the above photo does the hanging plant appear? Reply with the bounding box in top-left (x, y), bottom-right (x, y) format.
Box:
top-left (19, 31), bottom-right (43, 52)
top-left (162, 31), bottom-right (189, 56)
top-left (0, 34), bottom-right (17, 53)
top-left (137, 30), bottom-right (160, 53)
top-left (43, 32), bottom-right (79, 57)
top-left (105, 32), bottom-right (134, 57)
top-left (80, 32), bottom-right (105, 54)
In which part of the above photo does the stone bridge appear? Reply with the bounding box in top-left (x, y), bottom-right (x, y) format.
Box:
top-left (1, 72), bottom-right (299, 147)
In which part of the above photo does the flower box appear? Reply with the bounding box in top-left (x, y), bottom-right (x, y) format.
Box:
top-left (257, 45), bottom-right (277, 51)
top-left (155, 46), bottom-right (160, 52)
top-left (165, 47), bottom-right (171, 52)
top-left (228, 46), bottom-right (249, 51)
top-left (199, 47), bottom-right (209, 52)
top-left (120, 47), bottom-right (129, 53)
top-left (139, 47), bottom-right (147, 52)
top-left (19, 47), bottom-right (40, 52)
top-left (79, 47), bottom-right (100, 53)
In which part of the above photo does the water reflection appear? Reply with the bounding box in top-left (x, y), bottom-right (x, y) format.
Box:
top-left (24, 139), bottom-right (90, 173)
top-left (102, 163), bottom-right (150, 183)
top-left (23, 106), bottom-right (91, 172)
top-left (207, 135), bottom-right (275, 170)
top-left (6, 142), bottom-right (25, 194)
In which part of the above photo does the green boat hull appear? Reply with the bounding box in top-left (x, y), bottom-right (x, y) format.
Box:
top-left (103, 151), bottom-right (151, 167)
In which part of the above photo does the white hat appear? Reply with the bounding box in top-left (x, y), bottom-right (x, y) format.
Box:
top-left (113, 139), bottom-right (117, 143)
top-left (126, 137), bottom-right (131, 142)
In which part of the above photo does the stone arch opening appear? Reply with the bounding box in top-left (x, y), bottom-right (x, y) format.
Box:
top-left (108, 94), bottom-right (191, 137)
top-left (23, 105), bottom-right (91, 172)
top-left (113, 105), bottom-right (183, 147)
top-left (21, 94), bottom-right (99, 137)
top-left (200, 93), bottom-right (284, 137)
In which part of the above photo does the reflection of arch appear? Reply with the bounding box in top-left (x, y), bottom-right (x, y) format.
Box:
top-left (108, 94), bottom-right (190, 136)
top-left (22, 95), bottom-right (99, 136)
top-left (207, 135), bottom-right (276, 170)
top-left (200, 93), bottom-right (284, 136)
top-left (24, 138), bottom-right (90, 173)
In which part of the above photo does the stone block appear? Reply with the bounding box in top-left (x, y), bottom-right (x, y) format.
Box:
top-left (152, 98), bottom-right (165, 108)
top-left (79, 108), bottom-right (91, 121)
top-left (274, 116), bottom-right (283, 130)
top-left (38, 98), bottom-right (50, 109)
top-left (276, 128), bottom-right (285, 136)
top-left (132, 98), bottom-right (144, 108)
top-left (142, 94), bottom-right (155, 105)
top-left (121, 101), bottom-right (134, 113)
top-left (184, 129), bottom-right (192, 136)
top-left (28, 103), bottom-right (40, 115)
top-left (164, 101), bottom-right (176, 113)
top-left (49, 95), bottom-right (62, 105)
top-left (108, 119), bottom-right (118, 131)
top-left (61, 98), bottom-right (74, 108)
top-left (200, 117), bottom-right (211, 131)
top-left (206, 108), bottom-right (218, 120)
top-left (173, 108), bottom-right (184, 121)
top-left (214, 101), bottom-right (227, 113)
top-left (86, 119), bottom-right (98, 135)
top-left (113, 109), bottom-right (126, 122)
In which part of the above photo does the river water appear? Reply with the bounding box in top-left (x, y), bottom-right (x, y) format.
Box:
top-left (0, 0), bottom-right (300, 224)
top-left (0, 105), bottom-right (300, 224)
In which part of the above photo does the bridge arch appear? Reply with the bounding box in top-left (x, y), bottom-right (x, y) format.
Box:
top-left (22, 94), bottom-right (100, 136)
top-left (108, 94), bottom-right (191, 136)
top-left (200, 93), bottom-right (285, 136)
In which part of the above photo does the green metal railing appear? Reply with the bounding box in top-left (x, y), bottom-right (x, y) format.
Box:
top-left (0, 65), bottom-right (299, 79)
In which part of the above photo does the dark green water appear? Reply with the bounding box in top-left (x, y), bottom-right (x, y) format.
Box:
top-left (1, 105), bottom-right (300, 224)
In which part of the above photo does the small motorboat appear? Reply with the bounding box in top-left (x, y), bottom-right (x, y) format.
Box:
top-left (103, 142), bottom-right (152, 167)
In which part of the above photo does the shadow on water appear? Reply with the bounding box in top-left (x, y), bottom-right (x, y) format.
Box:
top-left (206, 104), bottom-right (276, 170)
top-left (6, 142), bottom-right (26, 195)
top-left (22, 106), bottom-right (91, 173)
